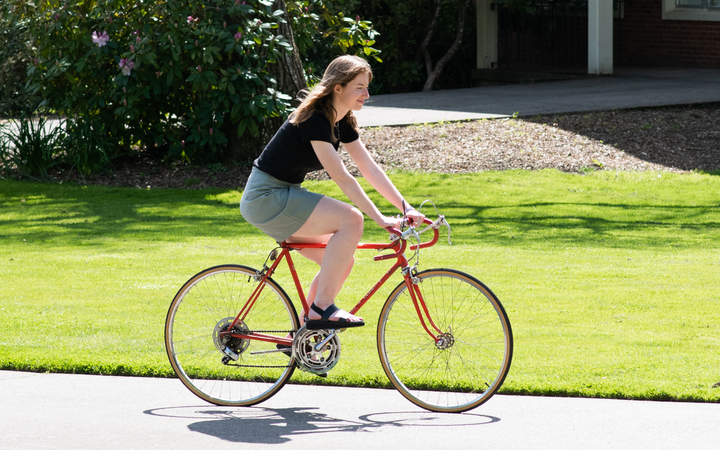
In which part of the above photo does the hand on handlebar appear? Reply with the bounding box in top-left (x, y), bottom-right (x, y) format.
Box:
top-left (376, 209), bottom-right (425, 231)
top-left (404, 209), bottom-right (425, 227)
top-left (373, 214), bottom-right (400, 230)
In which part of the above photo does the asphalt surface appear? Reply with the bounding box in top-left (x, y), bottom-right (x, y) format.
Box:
top-left (3, 67), bottom-right (720, 449)
top-left (2, 370), bottom-right (718, 450)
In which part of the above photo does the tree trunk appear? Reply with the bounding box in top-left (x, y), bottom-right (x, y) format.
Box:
top-left (421, 0), bottom-right (471, 92)
top-left (225, 0), bottom-right (308, 163)
top-left (415, 0), bottom-right (442, 66)
top-left (270, 0), bottom-right (308, 99)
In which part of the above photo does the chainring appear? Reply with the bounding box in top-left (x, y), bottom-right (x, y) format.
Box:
top-left (292, 326), bottom-right (341, 375)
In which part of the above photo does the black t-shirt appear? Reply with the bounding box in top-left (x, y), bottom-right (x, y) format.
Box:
top-left (254, 111), bottom-right (359, 184)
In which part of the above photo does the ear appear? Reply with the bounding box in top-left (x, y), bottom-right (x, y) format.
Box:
top-left (333, 84), bottom-right (343, 95)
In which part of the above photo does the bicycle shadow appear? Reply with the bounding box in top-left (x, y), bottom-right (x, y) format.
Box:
top-left (144, 405), bottom-right (500, 444)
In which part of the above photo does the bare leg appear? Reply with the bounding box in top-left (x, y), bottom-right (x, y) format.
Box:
top-left (294, 254), bottom-right (355, 324)
top-left (286, 196), bottom-right (364, 322)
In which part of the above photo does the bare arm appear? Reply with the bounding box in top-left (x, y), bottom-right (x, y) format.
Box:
top-left (343, 138), bottom-right (425, 224)
top-left (311, 140), bottom-right (399, 229)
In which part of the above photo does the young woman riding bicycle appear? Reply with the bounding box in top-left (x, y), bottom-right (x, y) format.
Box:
top-left (240, 55), bottom-right (425, 328)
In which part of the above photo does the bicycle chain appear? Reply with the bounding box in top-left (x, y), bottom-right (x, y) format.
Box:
top-left (224, 363), bottom-right (293, 368)
top-left (222, 329), bottom-right (295, 369)
top-left (235, 329), bottom-right (294, 334)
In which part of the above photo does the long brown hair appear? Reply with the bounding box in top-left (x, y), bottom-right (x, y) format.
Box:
top-left (289, 55), bottom-right (372, 143)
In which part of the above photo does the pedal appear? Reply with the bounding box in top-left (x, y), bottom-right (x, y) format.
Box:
top-left (222, 346), bottom-right (239, 361)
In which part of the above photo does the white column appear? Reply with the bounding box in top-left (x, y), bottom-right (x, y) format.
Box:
top-left (476, 0), bottom-right (498, 69)
top-left (588, 0), bottom-right (613, 74)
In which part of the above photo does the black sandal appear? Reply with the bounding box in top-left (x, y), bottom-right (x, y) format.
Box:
top-left (304, 303), bottom-right (365, 330)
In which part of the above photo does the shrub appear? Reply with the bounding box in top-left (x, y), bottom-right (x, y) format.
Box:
top-left (63, 115), bottom-right (115, 176)
top-left (0, 115), bottom-right (65, 180)
top-left (0, 123), bottom-right (11, 177)
top-left (7, 0), bottom-right (379, 165)
top-left (0, 5), bottom-right (41, 117)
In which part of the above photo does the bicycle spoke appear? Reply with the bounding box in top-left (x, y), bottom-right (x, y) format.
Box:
top-left (378, 269), bottom-right (513, 412)
top-left (165, 265), bottom-right (298, 406)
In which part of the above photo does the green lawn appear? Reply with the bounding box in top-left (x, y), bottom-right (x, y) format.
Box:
top-left (1, 170), bottom-right (719, 401)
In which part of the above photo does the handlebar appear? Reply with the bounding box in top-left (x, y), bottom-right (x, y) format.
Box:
top-left (376, 215), bottom-right (450, 262)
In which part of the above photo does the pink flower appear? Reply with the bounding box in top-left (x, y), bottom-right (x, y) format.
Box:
top-left (119, 58), bottom-right (135, 76)
top-left (197, 65), bottom-right (202, 72)
top-left (156, 71), bottom-right (162, 78)
top-left (92, 30), bottom-right (109, 47)
top-left (187, 16), bottom-right (196, 24)
top-left (209, 128), bottom-right (213, 135)
top-left (181, 140), bottom-right (185, 147)
top-left (356, 15), bottom-right (360, 21)
top-left (136, 36), bottom-right (141, 44)
top-left (130, 44), bottom-right (135, 53)
top-left (234, 32), bottom-right (242, 42)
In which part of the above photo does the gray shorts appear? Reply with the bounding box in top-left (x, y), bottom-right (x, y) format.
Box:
top-left (240, 167), bottom-right (324, 242)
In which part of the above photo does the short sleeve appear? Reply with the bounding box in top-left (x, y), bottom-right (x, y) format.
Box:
top-left (339, 117), bottom-right (359, 143)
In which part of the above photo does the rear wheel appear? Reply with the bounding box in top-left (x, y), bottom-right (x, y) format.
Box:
top-left (165, 264), bottom-right (298, 406)
top-left (377, 268), bottom-right (513, 413)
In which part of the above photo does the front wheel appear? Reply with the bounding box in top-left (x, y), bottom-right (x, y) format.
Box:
top-left (165, 264), bottom-right (299, 406)
top-left (377, 268), bottom-right (513, 413)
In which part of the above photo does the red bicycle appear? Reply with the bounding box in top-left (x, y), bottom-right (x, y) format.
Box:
top-left (164, 209), bottom-right (513, 413)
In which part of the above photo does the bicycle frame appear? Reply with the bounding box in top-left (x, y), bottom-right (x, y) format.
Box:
top-left (227, 218), bottom-right (445, 348)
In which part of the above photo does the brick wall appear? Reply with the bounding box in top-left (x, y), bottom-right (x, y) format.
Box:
top-left (618, 0), bottom-right (720, 68)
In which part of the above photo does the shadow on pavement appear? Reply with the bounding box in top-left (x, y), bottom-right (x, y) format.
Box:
top-left (144, 405), bottom-right (500, 444)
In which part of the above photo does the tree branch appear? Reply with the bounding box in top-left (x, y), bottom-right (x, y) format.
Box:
top-left (415, 0), bottom-right (443, 68)
top-left (422, 0), bottom-right (470, 92)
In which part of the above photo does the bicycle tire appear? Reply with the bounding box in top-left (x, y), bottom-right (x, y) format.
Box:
top-left (165, 264), bottom-right (299, 406)
top-left (377, 268), bottom-right (513, 413)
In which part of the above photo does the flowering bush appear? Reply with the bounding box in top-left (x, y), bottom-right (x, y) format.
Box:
top-left (10, 0), bottom-right (378, 163)
top-left (0, 5), bottom-right (41, 117)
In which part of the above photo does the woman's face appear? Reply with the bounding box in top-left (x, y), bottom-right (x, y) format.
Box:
top-left (333, 72), bottom-right (370, 117)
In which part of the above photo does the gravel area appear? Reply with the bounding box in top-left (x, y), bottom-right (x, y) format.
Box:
top-left (336, 104), bottom-right (720, 179)
top-left (40, 104), bottom-right (720, 189)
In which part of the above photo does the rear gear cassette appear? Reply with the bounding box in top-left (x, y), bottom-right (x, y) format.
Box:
top-left (213, 317), bottom-right (250, 360)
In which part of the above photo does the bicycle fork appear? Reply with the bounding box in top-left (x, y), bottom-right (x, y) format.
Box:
top-left (402, 267), bottom-right (453, 349)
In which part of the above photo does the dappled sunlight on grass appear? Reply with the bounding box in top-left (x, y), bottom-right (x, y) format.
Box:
top-left (1, 171), bottom-right (720, 401)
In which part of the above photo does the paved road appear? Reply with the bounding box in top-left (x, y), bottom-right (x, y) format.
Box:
top-left (355, 67), bottom-right (720, 126)
top-left (1, 370), bottom-right (718, 450)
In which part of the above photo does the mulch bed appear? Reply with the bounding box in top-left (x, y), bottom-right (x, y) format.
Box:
top-left (30, 104), bottom-right (720, 189)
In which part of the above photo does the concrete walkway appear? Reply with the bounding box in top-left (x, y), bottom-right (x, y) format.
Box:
top-left (1, 370), bottom-right (718, 450)
top-left (355, 67), bottom-right (720, 127)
